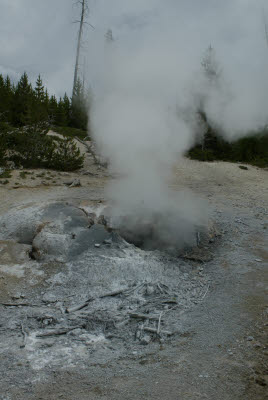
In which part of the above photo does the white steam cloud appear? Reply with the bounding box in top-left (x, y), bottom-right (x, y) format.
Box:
top-left (88, 0), bottom-right (268, 249)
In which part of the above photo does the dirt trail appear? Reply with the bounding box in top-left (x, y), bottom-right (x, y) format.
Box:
top-left (0, 158), bottom-right (267, 400)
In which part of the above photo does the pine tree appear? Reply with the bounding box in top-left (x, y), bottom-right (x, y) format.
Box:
top-left (70, 77), bottom-right (88, 130)
top-left (63, 93), bottom-right (71, 126)
top-left (0, 74), bottom-right (6, 119)
top-left (12, 72), bottom-right (33, 126)
top-left (48, 95), bottom-right (58, 123)
top-left (44, 89), bottom-right (49, 114)
top-left (201, 45), bottom-right (221, 85)
top-left (0, 75), bottom-right (14, 123)
top-left (199, 46), bottom-right (222, 151)
top-left (32, 75), bottom-right (47, 125)
top-left (55, 97), bottom-right (68, 126)
top-left (34, 74), bottom-right (45, 102)
top-left (105, 29), bottom-right (114, 43)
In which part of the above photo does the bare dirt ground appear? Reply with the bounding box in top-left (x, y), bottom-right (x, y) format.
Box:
top-left (0, 151), bottom-right (267, 400)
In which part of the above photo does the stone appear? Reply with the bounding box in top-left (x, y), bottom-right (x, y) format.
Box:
top-left (69, 178), bottom-right (81, 188)
top-left (146, 285), bottom-right (155, 295)
top-left (140, 335), bottom-right (151, 345)
top-left (82, 171), bottom-right (95, 176)
top-left (0, 240), bottom-right (31, 264)
top-left (0, 202), bottom-right (113, 262)
top-left (42, 203), bottom-right (89, 233)
top-left (32, 229), bottom-right (71, 262)
top-left (97, 215), bottom-right (107, 226)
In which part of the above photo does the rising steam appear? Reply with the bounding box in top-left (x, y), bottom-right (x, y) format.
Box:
top-left (89, 1), bottom-right (268, 249)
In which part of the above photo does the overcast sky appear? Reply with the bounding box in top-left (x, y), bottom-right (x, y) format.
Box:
top-left (0, 0), bottom-right (268, 98)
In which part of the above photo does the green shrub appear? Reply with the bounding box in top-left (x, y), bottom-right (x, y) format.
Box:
top-left (187, 129), bottom-right (268, 168)
top-left (0, 124), bottom-right (84, 171)
top-left (48, 138), bottom-right (85, 171)
top-left (230, 133), bottom-right (268, 167)
top-left (0, 169), bottom-right (11, 179)
top-left (188, 147), bottom-right (216, 162)
top-left (51, 125), bottom-right (88, 140)
top-left (0, 122), bottom-right (11, 166)
top-left (19, 171), bottom-right (28, 179)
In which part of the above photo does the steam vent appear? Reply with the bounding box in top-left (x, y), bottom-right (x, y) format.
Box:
top-left (0, 200), bottom-right (219, 357)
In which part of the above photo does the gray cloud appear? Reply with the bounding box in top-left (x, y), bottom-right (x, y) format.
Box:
top-left (0, 0), bottom-right (267, 100)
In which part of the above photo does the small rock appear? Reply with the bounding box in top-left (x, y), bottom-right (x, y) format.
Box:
top-left (82, 171), bottom-right (95, 176)
top-left (146, 285), bottom-right (155, 295)
top-left (255, 259), bottom-right (262, 262)
top-left (97, 215), bottom-right (107, 226)
top-left (140, 335), bottom-right (151, 345)
top-left (247, 336), bottom-right (254, 341)
top-left (40, 338), bottom-right (56, 348)
top-left (42, 293), bottom-right (58, 303)
top-left (103, 239), bottom-right (112, 245)
top-left (199, 374), bottom-right (210, 378)
top-left (69, 178), bottom-right (81, 188)
top-left (253, 342), bottom-right (262, 348)
top-left (68, 328), bottom-right (83, 336)
top-left (11, 294), bottom-right (22, 300)
top-left (95, 243), bottom-right (101, 248)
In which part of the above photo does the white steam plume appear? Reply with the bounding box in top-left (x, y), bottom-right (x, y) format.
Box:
top-left (88, 0), bottom-right (268, 249)
top-left (90, 33), bottom-right (208, 250)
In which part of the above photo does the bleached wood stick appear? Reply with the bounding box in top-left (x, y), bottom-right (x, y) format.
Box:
top-left (129, 313), bottom-right (159, 321)
top-left (157, 312), bottom-right (163, 334)
top-left (66, 297), bottom-right (93, 313)
top-left (36, 325), bottom-right (82, 337)
top-left (99, 289), bottom-right (125, 298)
top-left (144, 327), bottom-right (173, 336)
top-left (20, 323), bottom-right (27, 348)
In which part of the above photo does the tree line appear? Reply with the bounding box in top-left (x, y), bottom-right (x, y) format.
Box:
top-left (0, 72), bottom-right (89, 131)
top-left (186, 46), bottom-right (268, 168)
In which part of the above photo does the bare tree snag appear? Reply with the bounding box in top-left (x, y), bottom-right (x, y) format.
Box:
top-left (72, 0), bottom-right (90, 100)
top-left (263, 10), bottom-right (268, 49)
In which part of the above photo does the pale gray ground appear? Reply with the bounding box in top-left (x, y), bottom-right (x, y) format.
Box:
top-left (0, 155), bottom-right (267, 400)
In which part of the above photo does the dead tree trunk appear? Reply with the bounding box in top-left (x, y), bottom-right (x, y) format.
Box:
top-left (264, 15), bottom-right (268, 49)
top-left (72, 0), bottom-right (87, 100)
